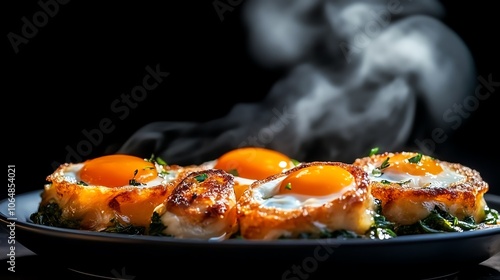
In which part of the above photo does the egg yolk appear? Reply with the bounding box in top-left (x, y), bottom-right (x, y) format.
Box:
top-left (214, 147), bottom-right (295, 180)
top-left (384, 153), bottom-right (443, 176)
top-left (278, 165), bottom-right (354, 196)
top-left (79, 154), bottom-right (158, 188)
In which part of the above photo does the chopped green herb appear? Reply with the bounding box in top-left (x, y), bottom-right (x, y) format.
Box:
top-left (195, 173), bottom-right (208, 182)
top-left (381, 179), bottom-right (412, 185)
top-left (394, 206), bottom-right (479, 235)
top-left (366, 199), bottom-right (397, 240)
top-left (30, 202), bottom-right (80, 229)
top-left (372, 157), bottom-right (390, 177)
top-left (372, 169), bottom-right (382, 177)
top-left (484, 207), bottom-right (500, 225)
top-left (102, 218), bottom-right (145, 235)
top-left (285, 183), bottom-right (292, 190)
top-left (228, 169), bottom-right (239, 176)
top-left (146, 154), bottom-right (168, 165)
top-left (379, 157), bottom-right (390, 169)
top-left (77, 181), bottom-right (88, 186)
top-left (155, 156), bottom-right (167, 166)
top-left (148, 212), bottom-right (170, 236)
top-left (129, 179), bottom-right (144, 186)
top-left (397, 179), bottom-right (412, 185)
top-left (129, 169), bottom-right (145, 186)
top-left (147, 154), bottom-right (156, 162)
top-left (407, 153), bottom-right (422, 164)
top-left (369, 147), bottom-right (379, 156)
top-left (291, 159), bottom-right (301, 166)
top-left (159, 170), bottom-right (170, 178)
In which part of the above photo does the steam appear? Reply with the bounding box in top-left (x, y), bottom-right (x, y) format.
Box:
top-left (118, 0), bottom-right (475, 165)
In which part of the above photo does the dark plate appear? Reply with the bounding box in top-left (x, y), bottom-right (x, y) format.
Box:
top-left (2, 190), bottom-right (500, 279)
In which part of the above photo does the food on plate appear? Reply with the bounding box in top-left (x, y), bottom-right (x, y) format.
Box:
top-left (353, 150), bottom-right (498, 235)
top-left (30, 154), bottom-right (204, 233)
top-left (236, 161), bottom-right (376, 240)
top-left (202, 147), bottom-right (298, 200)
top-left (28, 148), bottom-right (500, 240)
top-left (151, 169), bottom-right (238, 240)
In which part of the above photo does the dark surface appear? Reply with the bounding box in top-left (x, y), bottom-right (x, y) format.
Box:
top-left (1, 191), bottom-right (500, 279)
top-left (1, 252), bottom-right (499, 280)
top-left (3, 1), bottom-right (500, 200)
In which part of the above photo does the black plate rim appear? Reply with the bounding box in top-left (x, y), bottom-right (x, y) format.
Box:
top-left (2, 190), bottom-right (500, 248)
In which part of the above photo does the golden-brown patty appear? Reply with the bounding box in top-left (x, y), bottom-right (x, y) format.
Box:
top-left (154, 169), bottom-right (239, 240)
top-left (35, 158), bottom-right (203, 232)
top-left (353, 151), bottom-right (489, 225)
top-left (237, 161), bottom-right (376, 240)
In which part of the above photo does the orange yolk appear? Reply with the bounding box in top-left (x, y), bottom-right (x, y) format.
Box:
top-left (278, 165), bottom-right (354, 196)
top-left (214, 147), bottom-right (295, 180)
top-left (79, 154), bottom-right (158, 188)
top-left (384, 153), bottom-right (443, 176)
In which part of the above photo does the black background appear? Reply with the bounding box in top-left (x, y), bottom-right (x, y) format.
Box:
top-left (4, 0), bottom-right (500, 200)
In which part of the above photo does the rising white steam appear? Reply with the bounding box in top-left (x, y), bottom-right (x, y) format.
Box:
top-left (118, 0), bottom-right (475, 164)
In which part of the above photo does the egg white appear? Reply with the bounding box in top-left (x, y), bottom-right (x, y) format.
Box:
top-left (353, 153), bottom-right (490, 226)
top-left (203, 158), bottom-right (344, 210)
top-left (251, 174), bottom-right (357, 209)
top-left (59, 162), bottom-right (175, 188)
top-left (363, 162), bottom-right (466, 189)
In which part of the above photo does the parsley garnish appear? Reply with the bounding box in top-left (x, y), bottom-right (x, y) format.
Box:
top-left (285, 183), bottom-right (292, 190)
top-left (30, 202), bottom-right (81, 229)
top-left (228, 169), bottom-right (239, 176)
top-left (379, 157), bottom-right (390, 169)
top-left (146, 154), bottom-right (167, 165)
top-left (369, 147), bottom-right (379, 156)
top-left (102, 218), bottom-right (145, 235)
top-left (129, 169), bottom-right (145, 186)
top-left (380, 179), bottom-right (412, 185)
top-left (195, 173), bottom-right (208, 182)
top-left (155, 157), bottom-right (167, 166)
top-left (397, 179), bottom-right (412, 185)
top-left (148, 212), bottom-right (169, 236)
top-left (408, 153), bottom-right (422, 164)
top-left (372, 157), bottom-right (390, 177)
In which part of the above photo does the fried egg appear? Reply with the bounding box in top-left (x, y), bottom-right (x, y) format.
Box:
top-left (153, 169), bottom-right (238, 240)
top-left (202, 147), bottom-right (298, 200)
top-left (35, 154), bottom-right (202, 232)
top-left (353, 151), bottom-right (489, 225)
top-left (237, 161), bottom-right (376, 240)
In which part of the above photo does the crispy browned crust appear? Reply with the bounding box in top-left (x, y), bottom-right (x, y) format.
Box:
top-left (40, 163), bottom-right (201, 231)
top-left (236, 161), bottom-right (375, 240)
top-left (159, 169), bottom-right (239, 239)
top-left (167, 169), bottom-right (236, 221)
top-left (353, 152), bottom-right (489, 225)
